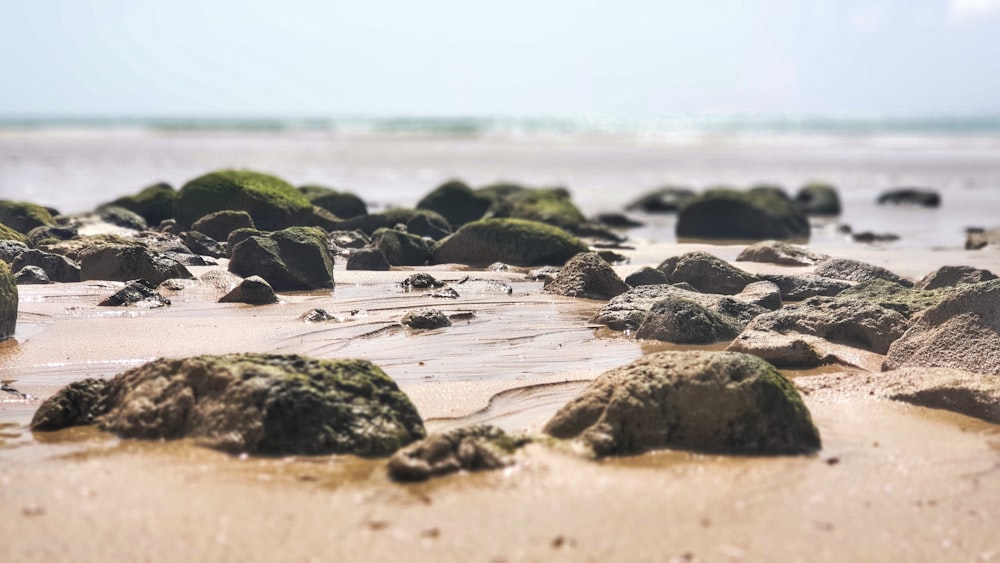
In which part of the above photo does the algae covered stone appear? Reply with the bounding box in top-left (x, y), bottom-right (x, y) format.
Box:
top-left (299, 185), bottom-right (368, 219)
top-left (0, 261), bottom-right (17, 340)
top-left (228, 226), bottom-right (335, 291)
top-left (676, 188), bottom-right (809, 241)
top-left (107, 182), bottom-right (177, 226)
top-left (0, 223), bottom-right (29, 245)
top-left (175, 170), bottom-right (313, 230)
top-left (0, 200), bottom-right (56, 234)
top-left (416, 180), bottom-right (492, 227)
top-left (432, 218), bottom-right (589, 267)
top-left (543, 351), bottom-right (820, 456)
top-left (31, 354), bottom-right (426, 456)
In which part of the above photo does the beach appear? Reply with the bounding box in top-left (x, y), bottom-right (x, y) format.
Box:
top-left (1, 126), bottom-right (999, 561)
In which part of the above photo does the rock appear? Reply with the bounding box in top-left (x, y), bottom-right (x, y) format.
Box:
top-left (676, 188), bottom-right (809, 241)
top-left (95, 205), bottom-right (148, 230)
top-left (916, 265), bottom-right (997, 290)
top-left (796, 368), bottom-right (1000, 424)
top-left (401, 309), bottom-right (452, 329)
top-left (543, 351), bottom-right (820, 456)
top-left (15, 265), bottom-right (51, 285)
top-left (430, 287), bottom-right (460, 299)
top-left (387, 425), bottom-right (529, 481)
top-left (0, 239), bottom-right (28, 263)
top-left (794, 182), bottom-right (841, 215)
top-left (624, 266), bottom-right (668, 287)
top-left (966, 227), bottom-right (1000, 250)
top-left (626, 186), bottom-right (697, 214)
top-left (852, 232), bottom-right (900, 243)
top-left (491, 187), bottom-right (587, 232)
top-left (454, 278), bottom-right (514, 295)
top-left (219, 275), bottom-right (278, 305)
top-left (181, 231), bottom-right (227, 259)
top-left (737, 280), bottom-right (783, 310)
top-left (542, 252), bottom-right (629, 300)
top-left (25, 225), bottom-right (77, 248)
top-left (334, 209), bottom-right (452, 240)
top-left (837, 279), bottom-right (953, 318)
top-left (416, 180), bottom-right (493, 227)
top-left (174, 169), bottom-right (314, 230)
top-left (735, 240), bottom-right (828, 267)
top-left (11, 249), bottom-right (81, 283)
top-left (402, 273), bottom-right (444, 289)
top-left (98, 279), bottom-right (171, 307)
top-left (301, 308), bottom-right (337, 322)
top-left (814, 258), bottom-right (912, 287)
top-left (635, 297), bottom-right (743, 343)
top-left (431, 218), bottom-right (589, 267)
top-left (758, 274), bottom-right (852, 301)
top-left (228, 227), bottom-right (335, 291)
top-left (345, 248), bottom-right (390, 271)
top-left (371, 228), bottom-right (432, 266)
top-left (591, 283), bottom-right (767, 332)
top-left (191, 210), bottom-right (256, 242)
top-left (877, 188), bottom-right (940, 207)
top-left (78, 244), bottom-right (193, 285)
top-left (0, 224), bottom-right (28, 246)
top-left (106, 182), bottom-right (177, 225)
top-left (328, 230), bottom-right (371, 255)
top-left (31, 354), bottom-right (426, 455)
top-left (0, 261), bottom-right (19, 339)
top-left (658, 251), bottom-right (758, 294)
top-left (298, 185), bottom-right (368, 219)
top-left (594, 213), bottom-right (644, 228)
top-left (883, 280), bottom-right (1000, 375)
top-left (0, 200), bottom-right (56, 234)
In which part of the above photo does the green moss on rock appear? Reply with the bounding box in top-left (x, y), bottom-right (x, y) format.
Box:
top-left (431, 218), bottom-right (589, 267)
top-left (677, 188), bottom-right (810, 241)
top-left (416, 180), bottom-right (492, 227)
top-left (0, 261), bottom-right (17, 340)
top-left (175, 170), bottom-right (313, 231)
top-left (108, 182), bottom-right (177, 225)
top-left (0, 223), bottom-right (28, 244)
top-left (0, 200), bottom-right (56, 235)
top-left (837, 279), bottom-right (949, 318)
top-left (299, 185), bottom-right (368, 219)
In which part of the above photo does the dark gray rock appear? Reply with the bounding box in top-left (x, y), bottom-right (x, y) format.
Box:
top-left (543, 351), bottom-right (820, 456)
top-left (635, 297), bottom-right (743, 343)
top-left (78, 244), bottom-right (193, 285)
top-left (345, 248), bottom-right (390, 271)
top-left (814, 258), bottom-right (913, 287)
top-left (624, 266), bottom-right (668, 287)
top-left (0, 261), bottom-right (15, 340)
top-left (676, 188), bottom-right (809, 241)
top-left (219, 275), bottom-right (278, 305)
top-left (658, 251), bottom-right (758, 295)
top-left (542, 252), bottom-right (629, 300)
top-left (228, 227), bottom-right (335, 291)
top-left (966, 227), bottom-right (1000, 250)
top-left (431, 218), bottom-right (589, 268)
top-left (96, 205), bottom-right (148, 230)
top-left (30, 354), bottom-right (426, 455)
top-left (328, 230), bottom-right (371, 256)
top-left (758, 274), bottom-right (852, 301)
top-left (401, 308), bottom-right (452, 330)
top-left (625, 186), bottom-right (697, 213)
top-left (372, 228), bottom-right (432, 266)
top-left (299, 185), bottom-right (368, 219)
top-left (191, 210), bottom-right (255, 244)
top-left (387, 425), bottom-right (529, 481)
top-left (11, 249), bottom-right (81, 283)
top-left (181, 231), bottom-right (227, 259)
top-left (26, 225), bottom-right (78, 248)
top-left (735, 240), bottom-right (828, 267)
top-left (794, 182), bottom-right (841, 215)
top-left (416, 180), bottom-right (492, 227)
top-left (98, 279), bottom-right (171, 307)
top-left (402, 273), bottom-right (444, 289)
top-left (877, 188), bottom-right (940, 207)
top-left (852, 231), bottom-right (900, 244)
top-left (15, 265), bottom-right (51, 285)
top-left (0, 240), bottom-right (28, 264)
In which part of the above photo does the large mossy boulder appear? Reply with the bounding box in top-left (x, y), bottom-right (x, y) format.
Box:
top-left (0, 200), bottom-right (56, 235)
top-left (30, 354), bottom-right (426, 456)
top-left (174, 170), bottom-right (313, 230)
top-left (431, 218), bottom-right (589, 267)
top-left (676, 188), bottom-right (809, 241)
top-left (299, 185), bottom-right (368, 219)
top-left (416, 180), bottom-right (492, 227)
top-left (0, 261), bottom-right (17, 340)
top-left (228, 226), bottom-right (335, 291)
top-left (543, 351), bottom-right (820, 456)
top-left (107, 182), bottom-right (177, 226)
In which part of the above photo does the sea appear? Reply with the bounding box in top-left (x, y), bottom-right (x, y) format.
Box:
top-left (2, 115), bottom-right (1000, 250)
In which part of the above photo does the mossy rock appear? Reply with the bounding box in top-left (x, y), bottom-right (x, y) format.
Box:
top-left (107, 182), bottom-right (177, 225)
top-left (543, 351), bottom-right (820, 456)
top-left (371, 228), bottom-right (432, 266)
top-left (837, 279), bottom-right (952, 319)
top-left (416, 180), bottom-right (492, 227)
top-left (30, 354), bottom-right (426, 456)
top-left (795, 182), bottom-right (841, 216)
top-left (228, 226), bottom-right (335, 291)
top-left (493, 188), bottom-right (587, 231)
top-left (676, 188), bottom-right (810, 241)
top-left (0, 261), bottom-right (17, 340)
top-left (334, 208), bottom-right (451, 240)
top-left (0, 223), bottom-right (28, 245)
top-left (174, 170), bottom-right (313, 231)
top-left (299, 185), bottom-right (367, 219)
top-left (0, 200), bottom-right (56, 235)
top-left (431, 218), bottom-right (589, 267)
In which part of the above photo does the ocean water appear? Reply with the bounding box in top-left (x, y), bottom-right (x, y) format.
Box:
top-left (1, 115), bottom-right (999, 250)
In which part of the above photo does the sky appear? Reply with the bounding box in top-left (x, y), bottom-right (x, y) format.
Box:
top-left (2, 0), bottom-right (1000, 118)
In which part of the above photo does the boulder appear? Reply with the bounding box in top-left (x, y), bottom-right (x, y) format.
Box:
top-left (228, 227), bottom-right (335, 291)
top-left (735, 240), bottom-right (828, 267)
top-left (11, 249), bottom-right (81, 283)
top-left (298, 185), bottom-right (367, 219)
top-left (635, 297), bottom-right (743, 343)
top-left (30, 354), bottom-right (426, 455)
top-left (106, 182), bottom-right (177, 225)
top-left (658, 251), bottom-right (758, 294)
top-left (95, 205), bottom-right (148, 231)
top-left (877, 188), bottom-right (940, 207)
top-left (591, 283), bottom-right (769, 332)
top-left (676, 188), bottom-right (809, 241)
top-left (624, 266), bottom-right (668, 287)
top-left (219, 275), bottom-right (278, 305)
top-left (0, 200), bottom-right (56, 234)
top-left (78, 244), bottom-right (193, 285)
top-left (794, 182), bottom-right (841, 215)
top-left (25, 225), bottom-right (77, 248)
top-left (181, 231), bottom-right (226, 259)
top-left (883, 280), bottom-right (1000, 375)
top-left (542, 252), bottom-right (629, 300)
top-left (400, 308), bottom-right (452, 330)
top-left (916, 265), bottom-right (997, 290)
top-left (543, 351), bottom-right (820, 456)
top-left (491, 187), bottom-right (587, 232)
top-left (737, 280), bottom-right (783, 310)
top-left (191, 210), bottom-right (256, 242)
top-left (757, 274), bottom-right (852, 301)
top-left (15, 265), bottom-right (51, 285)
top-left (371, 228), bottom-right (432, 266)
top-left (174, 170), bottom-right (313, 230)
top-left (345, 248), bottom-right (390, 271)
top-left (0, 239), bottom-right (28, 262)
top-left (625, 186), bottom-right (697, 214)
top-left (98, 280), bottom-right (171, 308)
top-left (416, 180), bottom-right (492, 227)
top-left (431, 218), bottom-right (589, 267)
top-left (328, 230), bottom-right (371, 256)
top-left (837, 279), bottom-right (953, 318)
top-left (814, 258), bottom-right (912, 287)
top-left (0, 261), bottom-right (18, 339)
top-left (388, 425), bottom-right (529, 481)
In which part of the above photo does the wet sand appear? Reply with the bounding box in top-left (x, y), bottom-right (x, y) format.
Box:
top-left (2, 242), bottom-right (999, 561)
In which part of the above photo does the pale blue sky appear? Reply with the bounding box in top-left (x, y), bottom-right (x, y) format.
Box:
top-left (2, 0), bottom-right (999, 117)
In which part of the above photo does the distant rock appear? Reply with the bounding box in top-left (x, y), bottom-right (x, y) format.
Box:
top-left (402, 273), bottom-right (444, 289)
top-left (298, 185), bottom-right (368, 219)
top-left (334, 209), bottom-right (451, 240)
top-left (594, 213), bottom-right (644, 228)
top-left (543, 351), bottom-right (820, 456)
top-left (174, 169), bottom-right (314, 230)
top-left (965, 227), bottom-right (1000, 250)
top-left (814, 257), bottom-right (913, 287)
top-left (228, 227), bottom-right (335, 291)
top-left (78, 244), bottom-right (193, 285)
top-left (219, 275), bottom-right (278, 305)
top-left (191, 210), bottom-right (256, 243)
top-left (625, 186), bottom-right (697, 214)
top-left (30, 354), bottom-right (426, 456)
top-left (676, 188), bottom-right (809, 241)
top-left (371, 228), bottom-right (432, 266)
top-left (736, 240), bottom-right (829, 267)
top-left (11, 249), bottom-right (81, 283)
top-left (345, 247), bottom-right (390, 271)
top-left (181, 231), bottom-right (227, 259)
top-left (328, 230), bottom-right (371, 256)
top-left (401, 308), bottom-right (452, 330)
top-left (0, 199), bottom-right (56, 235)
top-left (542, 252), bottom-right (629, 300)
top-left (851, 231), bottom-right (900, 244)
top-left (388, 425), bottom-right (529, 481)
top-left (95, 205), bottom-right (148, 231)
top-left (623, 266), bottom-right (666, 287)
top-left (658, 251), bottom-right (758, 295)
top-left (431, 218), bottom-right (589, 267)
top-left (794, 182), bottom-right (841, 215)
top-left (877, 188), bottom-right (940, 207)
top-left (106, 182), bottom-right (177, 226)
top-left (915, 265), bottom-right (997, 290)
top-left (487, 187), bottom-right (587, 232)
top-left (0, 261), bottom-right (18, 340)
top-left (416, 180), bottom-right (493, 227)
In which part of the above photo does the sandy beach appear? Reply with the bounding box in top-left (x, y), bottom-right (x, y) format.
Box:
top-left (1, 130), bottom-right (1000, 561)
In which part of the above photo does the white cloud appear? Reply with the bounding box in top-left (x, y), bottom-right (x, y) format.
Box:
top-left (948, 0), bottom-right (1000, 24)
